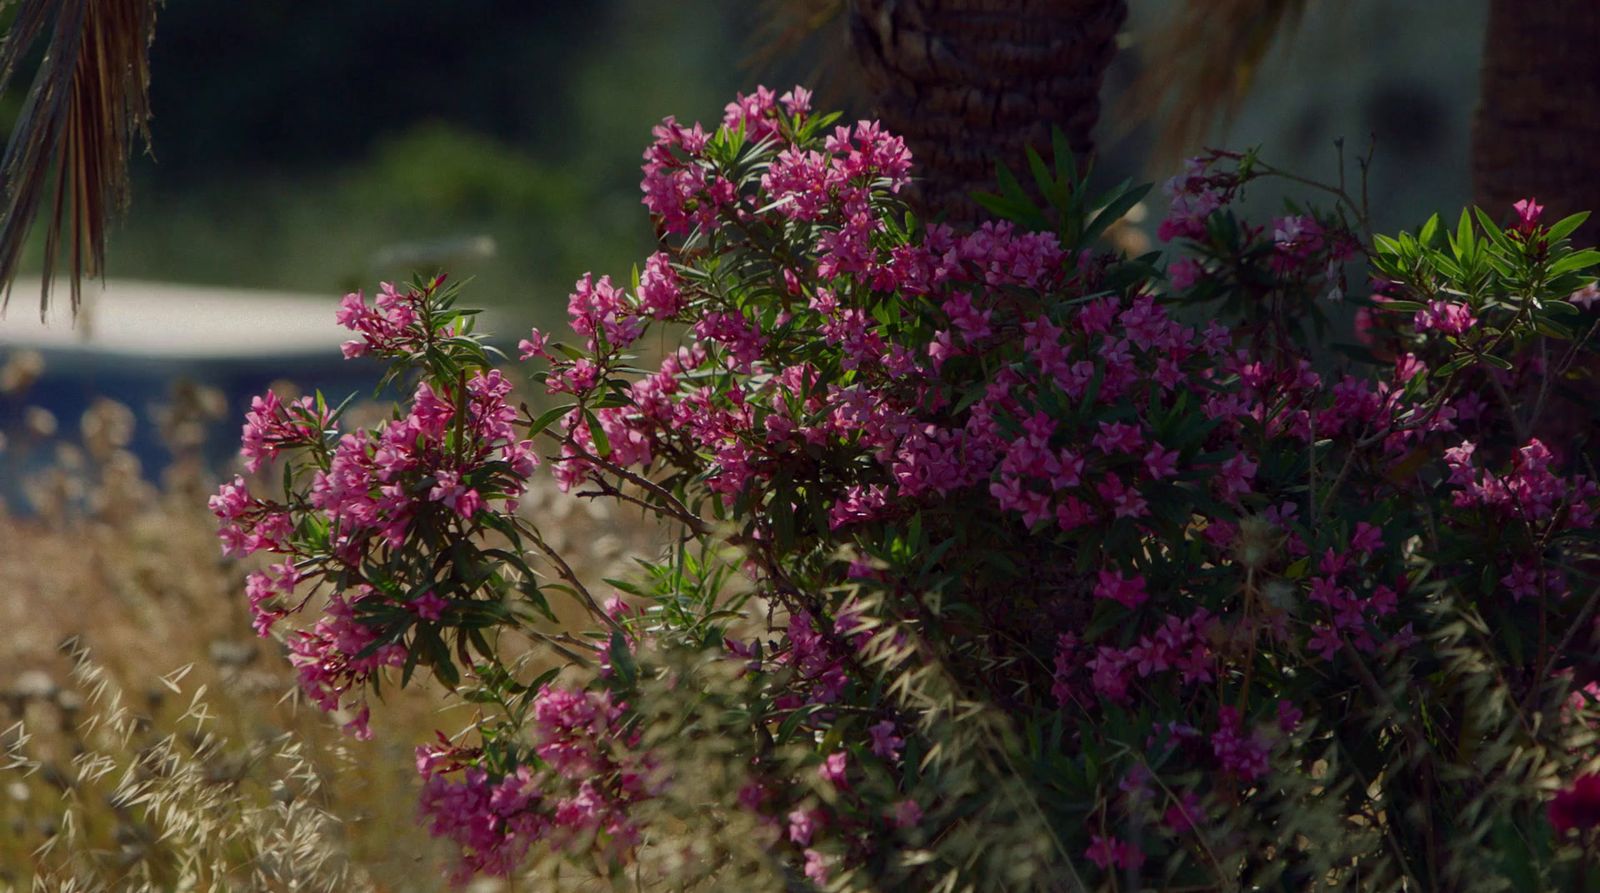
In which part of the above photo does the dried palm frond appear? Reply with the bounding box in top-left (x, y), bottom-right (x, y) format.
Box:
top-left (747, 0), bottom-right (854, 108)
top-left (0, 0), bottom-right (160, 320)
top-left (1124, 0), bottom-right (1312, 167)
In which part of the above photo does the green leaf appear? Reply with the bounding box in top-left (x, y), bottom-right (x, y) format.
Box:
top-left (1084, 183), bottom-right (1154, 246)
top-left (1372, 233), bottom-right (1404, 256)
top-left (1533, 318), bottom-right (1575, 340)
top-left (432, 649), bottom-right (460, 689)
top-left (1434, 355), bottom-right (1474, 378)
top-left (517, 577), bottom-right (556, 623)
top-left (1452, 207), bottom-right (1475, 262)
top-left (582, 408), bottom-right (611, 458)
top-left (971, 191), bottom-right (1039, 224)
top-left (775, 703), bottom-right (825, 745)
top-left (1474, 206), bottom-right (1515, 253)
top-left (608, 630), bottom-right (637, 687)
top-left (1546, 211), bottom-right (1591, 244)
top-left (527, 666), bottom-right (562, 694)
top-left (1050, 125), bottom-right (1078, 188)
top-left (1546, 248), bottom-right (1600, 277)
top-left (1417, 212), bottom-right (1441, 247)
top-left (1025, 145), bottom-right (1055, 205)
top-left (995, 161), bottom-right (1031, 207)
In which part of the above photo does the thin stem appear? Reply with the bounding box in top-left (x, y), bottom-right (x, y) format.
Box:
top-left (519, 519), bottom-right (623, 634)
top-left (1530, 337), bottom-right (1553, 433)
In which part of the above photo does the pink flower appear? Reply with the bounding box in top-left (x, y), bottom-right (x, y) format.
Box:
top-left (1350, 522), bottom-right (1383, 555)
top-left (1085, 833), bottom-right (1145, 871)
top-left (637, 251), bottom-right (684, 318)
top-left (803, 849), bottom-right (830, 885)
top-left (1443, 440), bottom-right (1478, 485)
top-left (869, 720), bottom-right (904, 761)
top-left (1550, 773), bottom-right (1600, 835)
top-left (1502, 563), bottom-right (1540, 601)
top-left (1084, 835), bottom-right (1117, 870)
top-left (1164, 791), bottom-right (1204, 833)
top-left (788, 808), bottom-right (821, 845)
top-left (1414, 299), bottom-right (1476, 337)
top-left (1143, 443), bottom-right (1180, 480)
top-left (817, 751), bottom-right (848, 787)
top-left (1514, 197), bottom-right (1544, 234)
top-left (779, 86), bottom-right (813, 118)
top-left (1394, 353), bottom-right (1427, 383)
top-left (409, 591), bottom-right (450, 622)
top-left (1571, 282), bottom-right (1600, 310)
top-left (1169, 256), bottom-right (1203, 290)
top-left (890, 799), bottom-right (923, 830)
top-left (1094, 569), bottom-right (1149, 610)
top-left (286, 589), bottom-right (405, 738)
top-left (518, 327), bottom-right (550, 360)
top-left (1276, 699), bottom-right (1304, 733)
top-left (1216, 453), bottom-right (1258, 503)
top-left (736, 780), bottom-right (768, 813)
top-left (1308, 624), bottom-right (1343, 662)
top-left (1092, 421), bottom-right (1143, 455)
top-left (1211, 706), bottom-right (1270, 781)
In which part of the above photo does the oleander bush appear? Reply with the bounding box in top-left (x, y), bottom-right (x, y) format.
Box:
top-left (212, 86), bottom-right (1600, 891)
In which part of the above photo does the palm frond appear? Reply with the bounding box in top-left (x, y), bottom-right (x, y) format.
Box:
top-left (1124, 0), bottom-right (1311, 167)
top-left (746, 0), bottom-right (854, 108)
top-left (0, 0), bottom-right (159, 320)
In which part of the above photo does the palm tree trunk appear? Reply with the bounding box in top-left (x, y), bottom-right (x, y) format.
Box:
top-left (847, 0), bottom-right (1127, 225)
top-left (1472, 0), bottom-right (1600, 241)
top-left (1474, 0), bottom-right (1600, 457)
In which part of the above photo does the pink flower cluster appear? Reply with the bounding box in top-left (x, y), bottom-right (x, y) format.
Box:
top-left (1059, 610), bottom-right (1217, 707)
top-left (640, 115), bottom-right (721, 236)
top-left (1414, 299), bottom-right (1477, 336)
top-left (1444, 439), bottom-right (1598, 526)
top-left (417, 765), bottom-right (546, 881)
top-left (307, 371), bottom-right (535, 558)
top-left (287, 587), bottom-right (406, 739)
top-left (336, 278), bottom-right (447, 359)
top-left (775, 610), bottom-right (851, 708)
top-left (763, 119), bottom-right (911, 223)
top-left (239, 391), bottom-right (332, 473)
top-left (1443, 438), bottom-right (1599, 605)
top-left (416, 686), bottom-right (651, 881)
top-left (215, 281), bottom-right (540, 734)
top-left (1550, 773), bottom-right (1600, 836)
top-left (1086, 833), bottom-right (1146, 872)
top-left (210, 475), bottom-right (292, 559)
top-left (1158, 155), bottom-right (1236, 243)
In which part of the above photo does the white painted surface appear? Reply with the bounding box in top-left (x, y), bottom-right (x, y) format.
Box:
top-left (0, 279), bottom-right (349, 360)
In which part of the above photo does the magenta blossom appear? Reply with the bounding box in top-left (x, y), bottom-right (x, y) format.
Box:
top-left (1513, 197), bottom-right (1544, 234)
top-left (1550, 773), bottom-right (1600, 835)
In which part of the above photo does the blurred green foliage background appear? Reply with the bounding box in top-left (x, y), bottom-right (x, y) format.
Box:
top-left (99, 0), bottom-right (769, 322)
top-left (9, 0), bottom-right (1489, 328)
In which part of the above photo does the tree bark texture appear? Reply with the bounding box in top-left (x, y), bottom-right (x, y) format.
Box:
top-left (847, 0), bottom-right (1127, 225)
top-left (1473, 0), bottom-right (1600, 242)
top-left (1475, 1), bottom-right (1600, 454)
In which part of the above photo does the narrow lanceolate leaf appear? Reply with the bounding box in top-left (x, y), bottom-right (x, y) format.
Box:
top-left (0, 0), bottom-right (161, 319)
